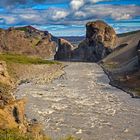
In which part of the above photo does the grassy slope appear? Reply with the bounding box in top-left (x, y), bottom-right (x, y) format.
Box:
top-left (0, 53), bottom-right (58, 65)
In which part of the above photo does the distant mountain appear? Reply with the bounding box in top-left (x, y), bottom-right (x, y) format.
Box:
top-left (59, 36), bottom-right (84, 42)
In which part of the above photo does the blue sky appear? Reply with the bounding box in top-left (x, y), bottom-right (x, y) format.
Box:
top-left (0, 0), bottom-right (140, 36)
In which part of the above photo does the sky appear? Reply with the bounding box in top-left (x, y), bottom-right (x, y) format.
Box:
top-left (0, 0), bottom-right (140, 36)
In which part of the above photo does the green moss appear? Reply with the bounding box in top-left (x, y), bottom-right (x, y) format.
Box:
top-left (133, 88), bottom-right (140, 96)
top-left (104, 62), bottom-right (118, 69)
top-left (0, 129), bottom-right (33, 140)
top-left (15, 27), bottom-right (28, 32)
top-left (0, 129), bottom-right (79, 140)
top-left (0, 129), bottom-right (54, 140)
top-left (0, 53), bottom-right (59, 65)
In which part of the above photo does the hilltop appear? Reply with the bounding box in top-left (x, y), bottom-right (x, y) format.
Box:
top-left (0, 26), bottom-right (58, 59)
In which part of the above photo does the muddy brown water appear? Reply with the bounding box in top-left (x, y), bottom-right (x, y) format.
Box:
top-left (15, 62), bottom-right (140, 140)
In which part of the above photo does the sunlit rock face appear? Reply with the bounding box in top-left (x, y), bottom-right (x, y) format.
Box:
top-left (86, 20), bottom-right (117, 49)
top-left (75, 20), bottom-right (118, 62)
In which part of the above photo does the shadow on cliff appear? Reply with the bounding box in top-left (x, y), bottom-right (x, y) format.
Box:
top-left (54, 20), bottom-right (117, 63)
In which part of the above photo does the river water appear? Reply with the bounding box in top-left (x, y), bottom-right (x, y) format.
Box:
top-left (15, 62), bottom-right (140, 140)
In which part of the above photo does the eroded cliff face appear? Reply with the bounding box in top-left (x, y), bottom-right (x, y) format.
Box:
top-left (55, 20), bottom-right (118, 62)
top-left (0, 61), bottom-right (27, 132)
top-left (75, 20), bottom-right (117, 62)
top-left (0, 26), bottom-right (57, 58)
top-left (86, 20), bottom-right (117, 49)
top-left (0, 61), bottom-right (45, 138)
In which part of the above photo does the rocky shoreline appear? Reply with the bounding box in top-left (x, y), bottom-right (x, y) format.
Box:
top-left (100, 64), bottom-right (140, 98)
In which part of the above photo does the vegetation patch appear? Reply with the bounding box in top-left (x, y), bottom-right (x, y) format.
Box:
top-left (103, 62), bottom-right (118, 69)
top-left (0, 129), bottom-right (52, 140)
top-left (0, 53), bottom-right (59, 65)
top-left (0, 129), bottom-right (79, 140)
top-left (15, 27), bottom-right (28, 32)
top-left (133, 88), bottom-right (140, 96)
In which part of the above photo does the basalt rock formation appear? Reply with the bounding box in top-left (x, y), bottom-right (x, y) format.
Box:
top-left (0, 26), bottom-right (57, 58)
top-left (54, 38), bottom-right (74, 60)
top-left (55, 20), bottom-right (118, 62)
top-left (73, 20), bottom-right (117, 62)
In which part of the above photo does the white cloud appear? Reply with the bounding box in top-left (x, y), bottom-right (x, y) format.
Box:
top-left (75, 4), bottom-right (140, 21)
top-left (0, 3), bottom-right (140, 27)
top-left (0, 15), bottom-right (17, 24)
top-left (70, 0), bottom-right (84, 10)
top-left (74, 11), bottom-right (86, 17)
top-left (52, 10), bottom-right (68, 20)
top-left (89, 0), bottom-right (111, 3)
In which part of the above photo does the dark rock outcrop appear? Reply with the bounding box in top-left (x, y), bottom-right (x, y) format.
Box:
top-left (54, 38), bottom-right (74, 60)
top-left (73, 20), bottom-right (117, 62)
top-left (55, 20), bottom-right (118, 62)
top-left (86, 20), bottom-right (117, 49)
top-left (137, 40), bottom-right (140, 65)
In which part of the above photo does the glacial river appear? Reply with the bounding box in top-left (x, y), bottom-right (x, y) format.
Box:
top-left (16, 62), bottom-right (140, 140)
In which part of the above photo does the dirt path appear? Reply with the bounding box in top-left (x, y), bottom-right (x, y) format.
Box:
top-left (16, 62), bottom-right (140, 140)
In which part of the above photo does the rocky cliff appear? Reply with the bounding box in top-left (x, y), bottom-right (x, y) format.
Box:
top-left (0, 61), bottom-right (47, 139)
top-left (0, 26), bottom-right (57, 58)
top-left (0, 61), bottom-right (27, 132)
top-left (55, 20), bottom-right (118, 62)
